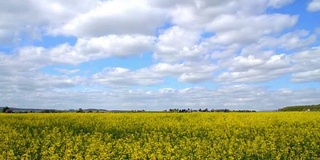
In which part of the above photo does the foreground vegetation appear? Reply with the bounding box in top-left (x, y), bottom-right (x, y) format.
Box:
top-left (1, 112), bottom-right (320, 159)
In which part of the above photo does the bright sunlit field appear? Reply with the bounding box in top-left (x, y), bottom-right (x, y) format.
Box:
top-left (1, 112), bottom-right (320, 159)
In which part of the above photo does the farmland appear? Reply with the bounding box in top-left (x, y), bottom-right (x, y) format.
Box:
top-left (1, 112), bottom-right (320, 159)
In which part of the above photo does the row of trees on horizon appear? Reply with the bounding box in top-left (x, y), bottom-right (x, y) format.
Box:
top-left (166, 108), bottom-right (256, 112)
top-left (278, 104), bottom-right (320, 111)
top-left (2, 104), bottom-right (320, 113)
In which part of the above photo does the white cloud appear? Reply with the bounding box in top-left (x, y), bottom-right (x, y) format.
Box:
top-left (0, 50), bottom-right (47, 79)
top-left (208, 14), bottom-right (297, 33)
top-left (71, 35), bottom-right (155, 60)
top-left (151, 63), bottom-right (186, 75)
top-left (169, 1), bottom-right (264, 29)
top-left (316, 28), bottom-right (320, 34)
top-left (291, 46), bottom-right (320, 82)
top-left (217, 54), bottom-right (292, 82)
top-left (211, 44), bottom-right (241, 59)
top-left (92, 61), bottom-right (217, 86)
top-left (1, 85), bottom-right (319, 111)
top-left (155, 26), bottom-right (209, 62)
top-left (92, 67), bottom-right (162, 86)
top-left (178, 72), bottom-right (212, 83)
top-left (208, 14), bottom-right (298, 45)
top-left (228, 55), bottom-right (264, 71)
top-left (258, 30), bottom-right (317, 50)
top-left (268, 0), bottom-right (294, 8)
top-left (168, 0), bottom-right (296, 31)
top-left (58, 0), bottom-right (167, 37)
top-left (0, 0), bottom-right (96, 44)
top-left (13, 34), bottom-right (155, 65)
top-left (0, 0), bottom-right (319, 111)
top-left (292, 70), bottom-right (320, 82)
top-left (55, 68), bottom-right (79, 75)
top-left (0, 68), bottom-right (85, 93)
top-left (152, 62), bottom-right (217, 83)
top-left (217, 46), bottom-right (320, 83)
top-left (307, 0), bottom-right (320, 12)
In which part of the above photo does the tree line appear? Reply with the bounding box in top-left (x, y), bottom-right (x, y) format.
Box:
top-left (278, 104), bottom-right (320, 111)
top-left (166, 108), bottom-right (256, 112)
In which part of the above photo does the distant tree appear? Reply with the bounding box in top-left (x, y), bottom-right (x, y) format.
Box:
top-left (224, 109), bottom-right (230, 112)
top-left (278, 104), bottom-right (320, 111)
top-left (41, 110), bottom-right (58, 113)
top-left (2, 106), bottom-right (10, 113)
top-left (42, 110), bottom-right (50, 113)
top-left (77, 108), bottom-right (84, 113)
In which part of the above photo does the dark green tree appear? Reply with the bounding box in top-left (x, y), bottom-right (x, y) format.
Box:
top-left (2, 106), bottom-right (9, 113)
top-left (77, 108), bottom-right (84, 113)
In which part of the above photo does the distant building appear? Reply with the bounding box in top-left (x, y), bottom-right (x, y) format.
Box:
top-left (5, 109), bottom-right (13, 113)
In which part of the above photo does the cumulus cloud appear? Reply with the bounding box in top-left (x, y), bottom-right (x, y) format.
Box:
top-left (0, 0), bottom-right (319, 110)
top-left (268, 0), bottom-right (295, 8)
top-left (67, 35), bottom-right (155, 61)
top-left (168, 0), bottom-right (296, 31)
top-left (1, 85), bottom-right (319, 111)
top-left (155, 26), bottom-right (207, 62)
top-left (0, 70), bottom-right (85, 93)
top-left (208, 14), bottom-right (298, 45)
top-left (216, 54), bottom-right (292, 83)
top-left (92, 67), bottom-right (162, 86)
top-left (11, 34), bottom-right (155, 65)
top-left (178, 73), bottom-right (212, 83)
top-left (292, 70), bottom-right (320, 82)
top-left (227, 55), bottom-right (264, 71)
top-left (291, 46), bottom-right (320, 82)
top-left (316, 28), bottom-right (320, 34)
top-left (0, 0), bottom-right (96, 44)
top-left (92, 61), bottom-right (217, 86)
top-left (152, 62), bottom-right (217, 83)
top-left (307, 0), bottom-right (320, 12)
top-left (55, 68), bottom-right (79, 75)
top-left (57, 0), bottom-right (167, 37)
top-left (258, 30), bottom-right (317, 50)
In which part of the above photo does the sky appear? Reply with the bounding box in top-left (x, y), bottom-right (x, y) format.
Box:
top-left (0, 0), bottom-right (319, 111)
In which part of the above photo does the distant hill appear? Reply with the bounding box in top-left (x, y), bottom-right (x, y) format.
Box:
top-left (0, 107), bottom-right (45, 113)
top-left (0, 107), bottom-right (112, 113)
top-left (278, 104), bottom-right (320, 111)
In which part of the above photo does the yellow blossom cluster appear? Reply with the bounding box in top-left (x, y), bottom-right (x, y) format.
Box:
top-left (0, 112), bottom-right (320, 159)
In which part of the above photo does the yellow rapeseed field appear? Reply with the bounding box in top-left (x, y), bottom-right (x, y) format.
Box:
top-left (0, 112), bottom-right (320, 159)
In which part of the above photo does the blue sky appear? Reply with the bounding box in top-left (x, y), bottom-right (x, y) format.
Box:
top-left (0, 0), bottom-right (319, 111)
